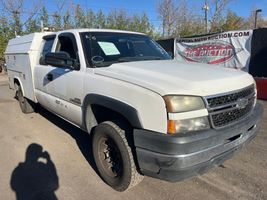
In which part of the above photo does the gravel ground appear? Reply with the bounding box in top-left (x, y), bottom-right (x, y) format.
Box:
top-left (0, 73), bottom-right (266, 200)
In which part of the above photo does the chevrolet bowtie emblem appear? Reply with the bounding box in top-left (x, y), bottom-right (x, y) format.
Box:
top-left (236, 98), bottom-right (248, 109)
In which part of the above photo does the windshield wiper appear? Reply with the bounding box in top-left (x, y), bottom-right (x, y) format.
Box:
top-left (143, 56), bottom-right (162, 60)
top-left (117, 57), bottom-right (134, 62)
top-left (118, 56), bottom-right (163, 62)
top-left (94, 56), bottom-right (164, 67)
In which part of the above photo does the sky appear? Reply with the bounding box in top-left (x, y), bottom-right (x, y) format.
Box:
top-left (42, 0), bottom-right (267, 18)
top-left (47, 0), bottom-right (267, 28)
top-left (2, 0), bottom-right (267, 27)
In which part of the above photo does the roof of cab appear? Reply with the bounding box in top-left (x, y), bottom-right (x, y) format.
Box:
top-left (56, 28), bottom-right (146, 35)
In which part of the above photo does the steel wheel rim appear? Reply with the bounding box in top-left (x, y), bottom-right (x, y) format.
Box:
top-left (97, 137), bottom-right (123, 178)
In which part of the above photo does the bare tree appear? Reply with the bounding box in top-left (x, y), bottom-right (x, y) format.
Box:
top-left (242, 8), bottom-right (267, 29)
top-left (51, 0), bottom-right (74, 30)
top-left (157, 0), bottom-right (180, 37)
top-left (208, 0), bottom-right (233, 32)
top-left (1, 0), bottom-right (24, 35)
top-left (0, 0), bottom-right (40, 36)
top-left (157, 0), bottom-right (205, 37)
top-left (157, 0), bottom-right (234, 37)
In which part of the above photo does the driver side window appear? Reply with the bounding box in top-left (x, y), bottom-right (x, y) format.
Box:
top-left (56, 34), bottom-right (78, 60)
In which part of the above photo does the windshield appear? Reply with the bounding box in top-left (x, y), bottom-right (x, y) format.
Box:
top-left (80, 32), bottom-right (171, 67)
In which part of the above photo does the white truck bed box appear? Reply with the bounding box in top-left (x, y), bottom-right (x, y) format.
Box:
top-left (5, 32), bottom-right (53, 102)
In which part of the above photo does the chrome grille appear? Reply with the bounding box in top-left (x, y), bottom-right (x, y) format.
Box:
top-left (207, 86), bottom-right (255, 108)
top-left (206, 85), bottom-right (255, 128)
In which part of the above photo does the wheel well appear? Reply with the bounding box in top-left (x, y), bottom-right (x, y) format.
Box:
top-left (82, 94), bottom-right (142, 133)
top-left (90, 104), bottom-right (131, 131)
top-left (89, 104), bottom-right (135, 149)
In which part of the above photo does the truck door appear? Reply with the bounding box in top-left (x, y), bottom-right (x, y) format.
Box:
top-left (35, 33), bottom-right (84, 126)
top-left (34, 34), bottom-right (58, 111)
top-left (47, 32), bottom-right (84, 126)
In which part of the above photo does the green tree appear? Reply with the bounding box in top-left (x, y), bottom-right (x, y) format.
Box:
top-left (128, 15), bottom-right (140, 31)
top-left (110, 10), bottom-right (128, 30)
top-left (128, 14), bottom-right (154, 35)
top-left (0, 34), bottom-right (6, 65)
top-left (0, 16), bottom-right (12, 38)
top-left (139, 14), bottom-right (154, 35)
top-left (52, 11), bottom-right (62, 30)
top-left (0, 0), bottom-right (23, 36)
top-left (95, 10), bottom-right (106, 28)
top-left (221, 11), bottom-right (244, 31)
top-left (0, 16), bottom-right (12, 64)
top-left (39, 6), bottom-right (49, 28)
top-left (85, 9), bottom-right (96, 28)
top-left (63, 11), bottom-right (73, 29)
top-left (74, 4), bottom-right (85, 28)
top-left (25, 19), bottom-right (39, 33)
top-left (1, 0), bottom-right (41, 36)
top-left (106, 11), bottom-right (117, 29)
top-left (11, 11), bottom-right (22, 36)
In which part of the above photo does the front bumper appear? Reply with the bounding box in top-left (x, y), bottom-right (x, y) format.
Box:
top-left (133, 103), bottom-right (263, 182)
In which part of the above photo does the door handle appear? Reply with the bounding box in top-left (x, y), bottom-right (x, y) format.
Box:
top-left (46, 73), bottom-right (53, 81)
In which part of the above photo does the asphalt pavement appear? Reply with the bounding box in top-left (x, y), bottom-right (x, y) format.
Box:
top-left (0, 73), bottom-right (266, 200)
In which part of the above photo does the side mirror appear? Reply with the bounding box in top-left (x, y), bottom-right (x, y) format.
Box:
top-left (44, 52), bottom-right (78, 69)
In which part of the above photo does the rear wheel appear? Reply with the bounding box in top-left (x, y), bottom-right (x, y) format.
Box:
top-left (92, 121), bottom-right (143, 191)
top-left (17, 85), bottom-right (35, 114)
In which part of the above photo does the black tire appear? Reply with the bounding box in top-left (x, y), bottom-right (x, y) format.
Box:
top-left (17, 85), bottom-right (35, 114)
top-left (92, 121), bottom-right (143, 191)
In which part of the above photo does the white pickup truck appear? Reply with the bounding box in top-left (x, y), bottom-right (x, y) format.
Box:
top-left (5, 29), bottom-right (263, 191)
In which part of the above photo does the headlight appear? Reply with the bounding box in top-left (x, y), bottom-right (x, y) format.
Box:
top-left (164, 95), bottom-right (209, 134)
top-left (168, 117), bottom-right (210, 134)
top-left (163, 96), bottom-right (205, 113)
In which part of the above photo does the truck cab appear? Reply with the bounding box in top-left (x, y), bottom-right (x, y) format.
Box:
top-left (5, 29), bottom-right (263, 191)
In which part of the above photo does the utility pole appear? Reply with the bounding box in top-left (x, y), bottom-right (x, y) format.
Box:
top-left (12, 11), bottom-right (20, 37)
top-left (202, 0), bottom-right (209, 33)
top-left (162, 18), bottom-right (165, 37)
top-left (40, 20), bottom-right (44, 32)
top-left (254, 9), bottom-right (262, 29)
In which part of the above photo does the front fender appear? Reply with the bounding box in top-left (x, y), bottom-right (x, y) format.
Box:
top-left (82, 94), bottom-right (143, 132)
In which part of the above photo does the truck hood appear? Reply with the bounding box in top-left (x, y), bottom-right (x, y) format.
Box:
top-left (94, 60), bottom-right (254, 96)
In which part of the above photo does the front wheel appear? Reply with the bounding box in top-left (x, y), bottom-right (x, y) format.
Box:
top-left (92, 121), bottom-right (143, 191)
